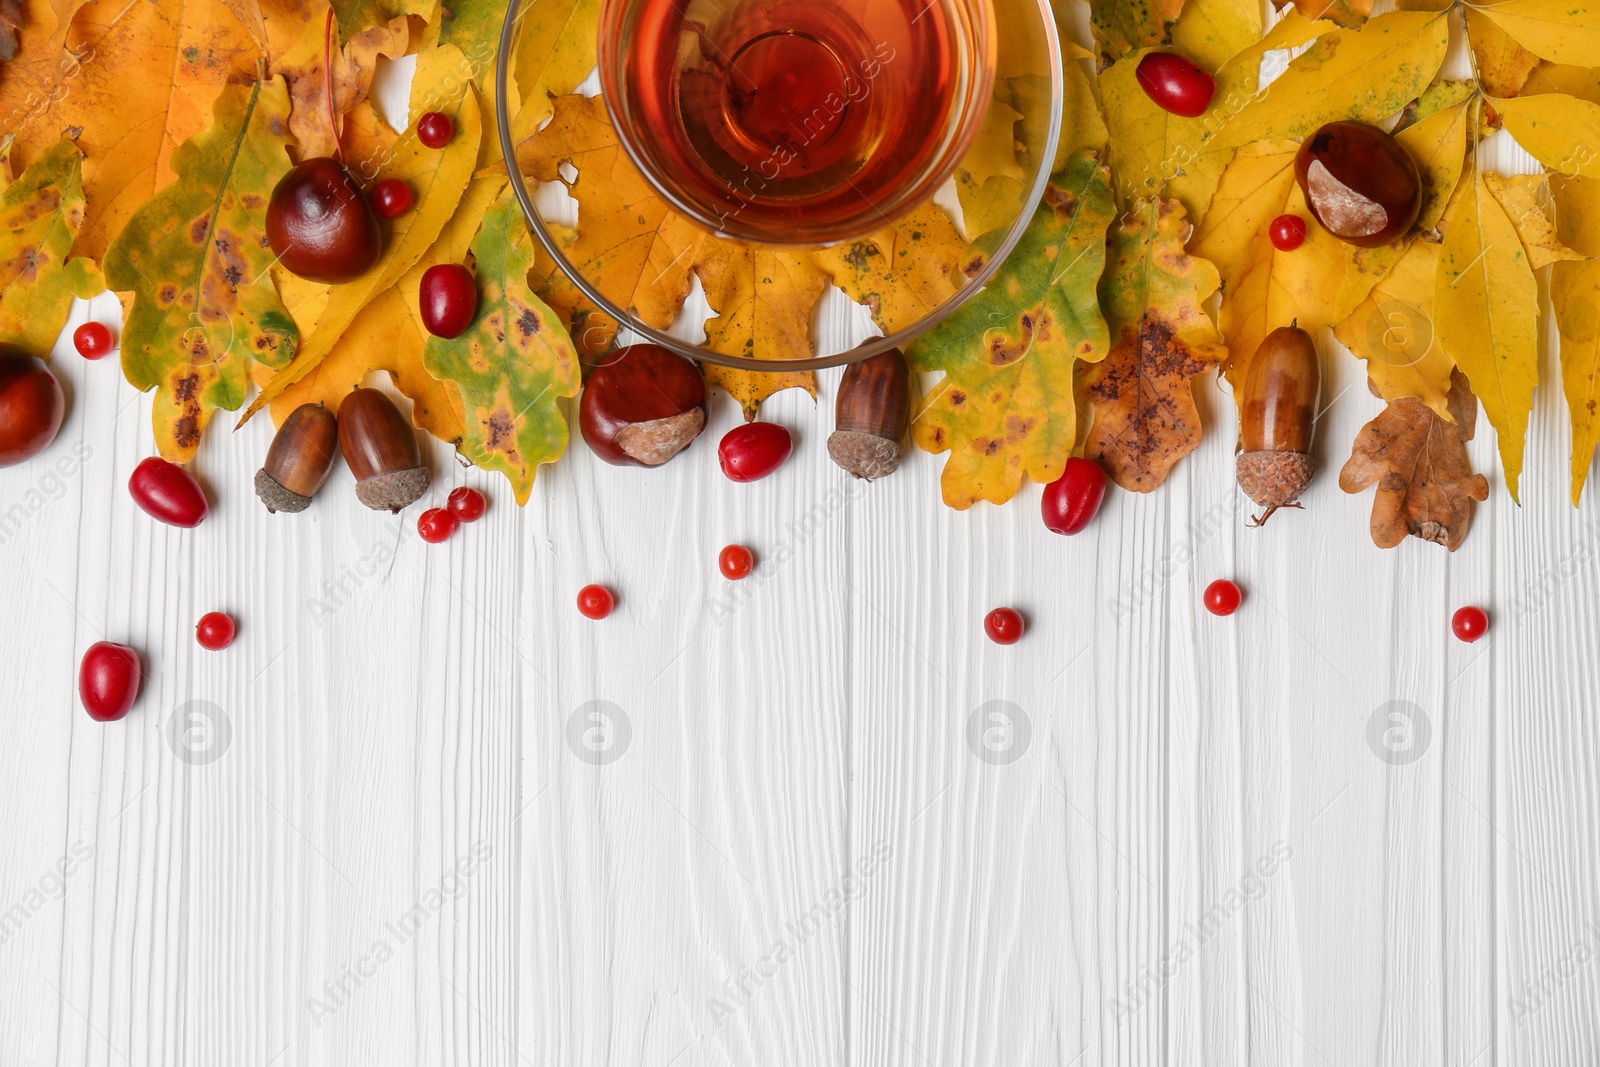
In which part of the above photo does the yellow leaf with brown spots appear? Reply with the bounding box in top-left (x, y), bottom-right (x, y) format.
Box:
top-left (270, 2), bottom-right (409, 162)
top-left (104, 74), bottom-right (297, 463)
top-left (1083, 196), bottom-right (1227, 492)
top-left (907, 153), bottom-right (1115, 508)
top-left (0, 138), bottom-right (103, 357)
top-left (422, 195), bottom-right (579, 503)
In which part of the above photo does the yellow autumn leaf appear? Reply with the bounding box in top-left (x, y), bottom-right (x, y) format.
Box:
top-left (507, 0), bottom-right (602, 138)
top-left (1172, 0), bottom-right (1263, 70)
top-left (1394, 83), bottom-right (1473, 230)
top-left (0, 138), bottom-right (102, 357)
top-left (271, 3), bottom-right (409, 161)
top-left (1464, 7), bottom-right (1541, 97)
top-left (243, 45), bottom-right (483, 423)
top-left (1486, 172), bottom-right (1587, 269)
top-left (1273, 0), bottom-right (1369, 28)
top-left (1090, 0), bottom-right (1188, 58)
top-left (1473, 0), bottom-right (1600, 67)
top-left (331, 0), bottom-right (433, 43)
top-left (1435, 168), bottom-right (1541, 501)
top-left (1521, 62), bottom-right (1600, 102)
top-left (1551, 175), bottom-right (1600, 503)
top-left (1491, 93), bottom-right (1600, 180)
top-left (1214, 10), bottom-right (1450, 148)
top-left (1333, 239), bottom-right (1457, 418)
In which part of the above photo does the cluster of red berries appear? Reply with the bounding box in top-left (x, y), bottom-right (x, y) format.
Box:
top-left (416, 486), bottom-right (487, 543)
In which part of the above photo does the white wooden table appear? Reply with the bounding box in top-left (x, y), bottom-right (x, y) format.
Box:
top-left (2, 25), bottom-right (1598, 1067)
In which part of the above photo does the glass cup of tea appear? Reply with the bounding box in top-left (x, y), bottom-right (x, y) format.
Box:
top-left (596, 0), bottom-right (998, 245)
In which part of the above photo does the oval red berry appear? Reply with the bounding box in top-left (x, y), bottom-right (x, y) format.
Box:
top-left (419, 264), bottom-right (477, 339)
top-left (1042, 457), bottom-right (1107, 535)
top-left (1452, 606), bottom-right (1489, 642)
top-left (196, 611), bottom-right (237, 651)
top-left (718, 423), bottom-right (793, 482)
top-left (1269, 214), bottom-right (1307, 251)
top-left (1135, 52), bottom-right (1216, 118)
top-left (417, 507), bottom-right (457, 543)
top-left (448, 486), bottom-right (486, 522)
top-left (417, 111), bottom-right (454, 148)
top-left (371, 178), bottom-right (414, 219)
top-left (577, 584), bottom-right (614, 620)
top-left (984, 607), bottom-right (1025, 645)
top-left (1204, 579), bottom-right (1242, 616)
top-left (79, 641), bottom-right (142, 721)
top-left (128, 457), bottom-right (209, 528)
top-left (719, 544), bottom-right (754, 580)
top-left (74, 321), bottom-right (115, 360)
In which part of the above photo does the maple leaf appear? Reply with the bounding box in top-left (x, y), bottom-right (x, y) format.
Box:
top-left (104, 74), bottom-right (297, 463)
top-left (422, 196), bottom-right (579, 503)
top-left (907, 151), bottom-right (1115, 509)
top-left (1214, 10), bottom-right (1450, 149)
top-left (1435, 166), bottom-right (1540, 501)
top-left (507, 93), bottom-right (969, 418)
top-left (1471, 0), bottom-right (1600, 67)
top-left (1083, 196), bottom-right (1226, 492)
top-left (244, 43), bottom-right (483, 424)
top-left (1100, 11), bottom-right (1329, 219)
top-left (1339, 371), bottom-right (1490, 551)
top-left (0, 138), bottom-right (102, 356)
top-left (1551, 176), bottom-right (1600, 504)
top-left (0, 0), bottom-right (314, 262)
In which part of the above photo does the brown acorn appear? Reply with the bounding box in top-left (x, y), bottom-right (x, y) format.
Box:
top-left (255, 403), bottom-right (340, 513)
top-left (1237, 323), bottom-right (1320, 524)
top-left (337, 388), bottom-right (429, 512)
top-left (827, 347), bottom-right (910, 480)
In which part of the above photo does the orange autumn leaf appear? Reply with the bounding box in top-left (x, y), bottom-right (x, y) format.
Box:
top-left (1083, 196), bottom-right (1227, 492)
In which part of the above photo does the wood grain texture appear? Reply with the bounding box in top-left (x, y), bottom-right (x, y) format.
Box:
top-left (1, 16), bottom-right (1598, 1067)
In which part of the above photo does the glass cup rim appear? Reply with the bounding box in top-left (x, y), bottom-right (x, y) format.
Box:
top-left (595, 0), bottom-right (999, 247)
top-left (495, 0), bottom-right (1064, 373)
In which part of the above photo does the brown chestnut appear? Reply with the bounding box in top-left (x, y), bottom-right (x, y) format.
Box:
top-left (266, 157), bottom-right (382, 284)
top-left (1294, 122), bottom-right (1421, 248)
top-left (255, 402), bottom-right (340, 513)
top-left (827, 347), bottom-right (910, 480)
top-left (337, 388), bottom-right (429, 511)
top-left (0, 344), bottom-right (65, 467)
top-left (579, 344), bottom-right (709, 467)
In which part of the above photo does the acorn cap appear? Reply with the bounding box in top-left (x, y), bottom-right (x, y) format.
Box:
top-left (254, 468), bottom-right (314, 514)
top-left (828, 429), bottom-right (904, 480)
top-left (1237, 450), bottom-right (1314, 509)
top-left (354, 466), bottom-right (430, 512)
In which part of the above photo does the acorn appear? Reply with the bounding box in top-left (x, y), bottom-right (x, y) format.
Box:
top-left (255, 402), bottom-right (340, 513)
top-left (337, 388), bottom-right (429, 511)
top-left (1236, 323), bottom-right (1320, 524)
top-left (827, 347), bottom-right (910, 480)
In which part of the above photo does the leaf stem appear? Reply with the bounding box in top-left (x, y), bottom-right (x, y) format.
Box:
top-left (323, 9), bottom-right (342, 164)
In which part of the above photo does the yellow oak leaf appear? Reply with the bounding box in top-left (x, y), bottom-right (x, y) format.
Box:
top-left (1083, 196), bottom-right (1226, 492)
top-left (908, 152), bottom-right (1115, 508)
top-left (243, 44), bottom-right (482, 424)
top-left (1100, 11), bottom-right (1332, 218)
top-left (0, 138), bottom-right (102, 357)
top-left (1435, 167), bottom-right (1541, 501)
top-left (1332, 238), bottom-right (1457, 419)
top-left (422, 195), bottom-right (580, 503)
top-left (1551, 175), bottom-right (1600, 503)
top-left (506, 0), bottom-right (601, 138)
top-left (1486, 172), bottom-right (1587, 269)
top-left (1464, 7), bottom-right (1541, 97)
top-left (105, 75), bottom-right (298, 462)
top-left (1474, 0), bottom-right (1600, 68)
top-left (1214, 10), bottom-right (1450, 149)
top-left (271, 2), bottom-right (409, 161)
top-left (330, 0), bottom-right (433, 44)
top-left (1491, 93), bottom-right (1600, 180)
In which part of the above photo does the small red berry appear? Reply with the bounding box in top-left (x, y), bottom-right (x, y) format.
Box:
top-left (1204, 579), bottom-right (1242, 616)
top-left (984, 607), bottom-right (1025, 645)
top-left (718, 422), bottom-right (793, 482)
top-left (719, 544), bottom-right (754, 580)
top-left (1269, 214), bottom-right (1307, 251)
top-left (1452, 606), bottom-right (1489, 643)
top-left (79, 641), bottom-right (142, 721)
top-left (1135, 52), bottom-right (1216, 118)
top-left (1042, 457), bottom-right (1107, 535)
top-left (577, 584), bottom-right (614, 619)
top-left (73, 321), bottom-right (115, 360)
top-left (448, 486), bottom-right (486, 522)
top-left (417, 111), bottom-right (454, 148)
top-left (196, 612), bottom-right (236, 651)
top-left (370, 178), bottom-right (414, 219)
top-left (419, 263), bottom-right (477, 338)
top-left (417, 507), bottom-right (457, 543)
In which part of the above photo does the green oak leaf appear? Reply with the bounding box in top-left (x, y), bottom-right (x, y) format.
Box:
top-left (0, 138), bottom-right (103, 356)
